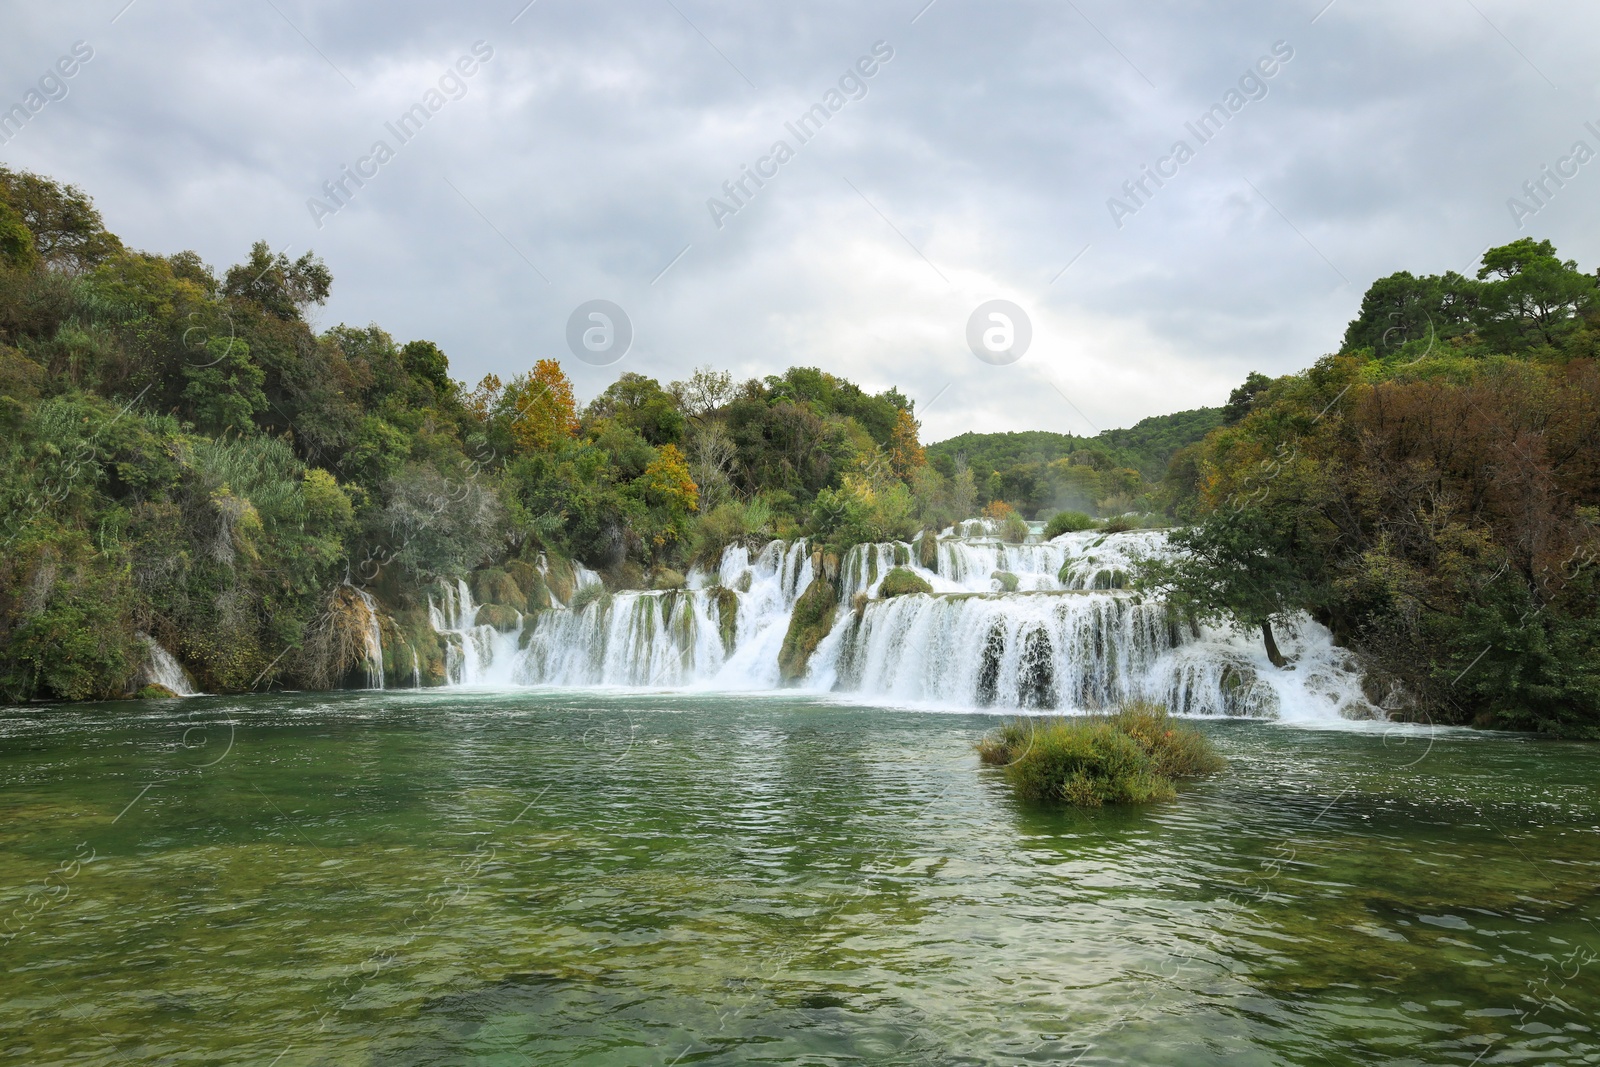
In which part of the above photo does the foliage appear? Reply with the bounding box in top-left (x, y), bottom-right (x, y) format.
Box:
top-left (690, 498), bottom-right (771, 569)
top-left (0, 166), bottom-right (124, 272)
top-left (887, 408), bottom-right (925, 479)
top-left (1044, 510), bottom-right (1096, 537)
top-left (506, 359), bottom-right (579, 452)
top-left (1000, 512), bottom-right (1030, 544)
top-left (926, 409), bottom-right (1222, 518)
top-left (977, 701), bottom-right (1225, 806)
top-left (1163, 238), bottom-right (1600, 734)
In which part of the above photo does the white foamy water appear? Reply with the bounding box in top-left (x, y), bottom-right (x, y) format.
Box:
top-left (419, 529), bottom-right (1378, 720)
top-left (137, 632), bottom-right (197, 696)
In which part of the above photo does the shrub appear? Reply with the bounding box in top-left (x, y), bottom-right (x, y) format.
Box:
top-left (1099, 515), bottom-right (1134, 533)
top-left (1000, 513), bottom-right (1030, 544)
top-left (880, 566), bottom-right (933, 597)
top-left (977, 701), bottom-right (1224, 807)
top-left (1044, 510), bottom-right (1096, 538)
top-left (569, 582), bottom-right (607, 613)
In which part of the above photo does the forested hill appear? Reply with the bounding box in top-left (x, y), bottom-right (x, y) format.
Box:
top-left (1146, 237), bottom-right (1600, 738)
top-left (927, 408), bottom-right (1222, 518)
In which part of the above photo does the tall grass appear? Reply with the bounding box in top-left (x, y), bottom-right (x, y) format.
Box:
top-left (977, 701), bottom-right (1225, 807)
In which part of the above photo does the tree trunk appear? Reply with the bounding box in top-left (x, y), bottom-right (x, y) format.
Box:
top-left (1261, 619), bottom-right (1288, 669)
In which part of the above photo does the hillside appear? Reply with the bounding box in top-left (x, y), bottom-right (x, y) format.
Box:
top-left (926, 408), bottom-right (1222, 517)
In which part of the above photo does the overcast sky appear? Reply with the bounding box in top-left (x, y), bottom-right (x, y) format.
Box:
top-left (4, 1), bottom-right (1599, 440)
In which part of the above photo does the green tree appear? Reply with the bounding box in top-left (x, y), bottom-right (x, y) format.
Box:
top-left (1139, 506), bottom-right (1329, 668)
top-left (1474, 238), bottom-right (1595, 349)
top-left (1221, 372), bottom-right (1273, 425)
top-left (223, 241), bottom-right (331, 321)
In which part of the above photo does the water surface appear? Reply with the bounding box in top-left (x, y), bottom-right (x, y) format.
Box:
top-left (2, 691), bottom-right (1596, 1065)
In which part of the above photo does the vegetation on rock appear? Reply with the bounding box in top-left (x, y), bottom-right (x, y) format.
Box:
top-left (778, 578), bottom-right (836, 682)
top-left (977, 702), bottom-right (1225, 806)
top-left (880, 567), bottom-right (933, 597)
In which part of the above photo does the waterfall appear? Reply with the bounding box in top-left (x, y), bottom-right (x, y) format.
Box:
top-left (347, 585), bottom-right (386, 690)
top-left (428, 579), bottom-right (520, 686)
top-left (419, 529), bottom-right (1377, 720)
top-left (137, 633), bottom-right (196, 695)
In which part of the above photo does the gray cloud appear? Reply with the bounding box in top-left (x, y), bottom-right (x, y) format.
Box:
top-left (4, 0), bottom-right (1598, 439)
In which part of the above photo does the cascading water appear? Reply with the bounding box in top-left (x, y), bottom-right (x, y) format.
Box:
top-left (518, 540), bottom-right (812, 688)
top-left (347, 585), bottom-right (386, 690)
top-left (137, 632), bottom-right (197, 696)
top-left (419, 528), bottom-right (1377, 720)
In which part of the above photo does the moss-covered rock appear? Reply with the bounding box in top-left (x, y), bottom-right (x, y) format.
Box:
top-left (1044, 510), bottom-right (1096, 538)
top-left (1091, 568), bottom-right (1128, 590)
top-left (713, 586), bottom-right (739, 653)
top-left (651, 568), bottom-right (686, 590)
top-left (474, 603), bottom-right (522, 631)
top-left (605, 559), bottom-right (646, 590)
top-left (918, 529), bottom-right (939, 570)
top-left (505, 560), bottom-right (550, 610)
top-left (471, 567), bottom-right (527, 612)
top-left (543, 554), bottom-right (578, 606)
top-left (990, 570), bottom-right (1019, 593)
top-left (893, 543), bottom-right (910, 566)
top-left (778, 579), bottom-right (836, 683)
top-left (135, 683), bottom-right (179, 699)
top-left (881, 567), bottom-right (933, 597)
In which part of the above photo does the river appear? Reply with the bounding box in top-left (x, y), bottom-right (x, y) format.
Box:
top-left (2, 690), bottom-right (1595, 1065)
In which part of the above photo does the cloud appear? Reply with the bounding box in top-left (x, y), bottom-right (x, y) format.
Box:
top-left (3, 0), bottom-right (1598, 441)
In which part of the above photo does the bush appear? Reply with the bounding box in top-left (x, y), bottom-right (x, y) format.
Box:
top-left (1044, 510), bottom-right (1096, 538)
top-left (1099, 515), bottom-right (1134, 533)
top-left (977, 701), bottom-right (1224, 807)
top-left (569, 582), bottom-right (607, 614)
top-left (1000, 513), bottom-right (1030, 544)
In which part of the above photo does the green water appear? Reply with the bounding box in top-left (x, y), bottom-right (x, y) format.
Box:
top-left (1, 691), bottom-right (1596, 1066)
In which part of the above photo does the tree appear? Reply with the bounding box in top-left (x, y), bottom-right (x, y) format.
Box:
top-left (401, 339), bottom-right (453, 398)
top-left (1474, 238), bottom-right (1595, 349)
top-left (182, 336), bottom-right (266, 434)
top-left (638, 443), bottom-right (699, 547)
top-left (585, 371), bottom-right (685, 446)
top-left (1340, 269), bottom-right (1476, 355)
top-left (0, 198), bottom-right (38, 271)
top-left (670, 365), bottom-right (734, 417)
top-left (506, 359), bottom-right (578, 452)
top-left (1221, 372), bottom-right (1273, 425)
top-left (887, 408), bottom-right (925, 479)
top-left (1138, 506), bottom-right (1329, 668)
top-left (0, 166), bottom-right (123, 272)
top-left (223, 241), bottom-right (331, 321)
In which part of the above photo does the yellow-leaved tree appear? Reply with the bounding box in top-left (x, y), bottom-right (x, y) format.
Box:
top-left (506, 359), bottom-right (579, 452)
top-left (887, 408), bottom-right (925, 480)
top-left (640, 443), bottom-right (699, 547)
